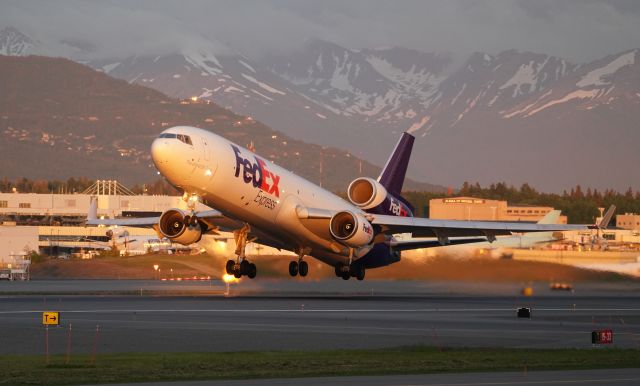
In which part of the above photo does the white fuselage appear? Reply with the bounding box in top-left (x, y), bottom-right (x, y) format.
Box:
top-left (151, 126), bottom-right (363, 265)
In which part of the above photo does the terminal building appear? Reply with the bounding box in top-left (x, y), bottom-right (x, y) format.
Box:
top-left (429, 197), bottom-right (568, 223)
top-left (616, 213), bottom-right (640, 230)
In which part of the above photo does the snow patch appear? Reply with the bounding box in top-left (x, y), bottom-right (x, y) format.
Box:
top-left (407, 116), bottom-right (430, 133)
top-left (172, 74), bottom-right (181, 79)
top-left (199, 88), bottom-right (213, 98)
top-left (239, 60), bottom-right (256, 73)
top-left (315, 113), bottom-right (327, 119)
top-left (224, 86), bottom-right (244, 93)
top-left (526, 89), bottom-right (599, 117)
top-left (450, 84), bottom-right (466, 105)
top-left (577, 51), bottom-right (635, 88)
top-left (499, 59), bottom-right (548, 97)
top-left (250, 89), bottom-right (274, 101)
top-left (241, 74), bottom-right (286, 95)
top-left (502, 90), bottom-right (553, 118)
top-left (102, 62), bottom-right (120, 73)
top-left (182, 47), bottom-right (222, 75)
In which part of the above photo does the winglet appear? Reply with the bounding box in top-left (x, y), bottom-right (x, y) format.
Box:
top-left (598, 205), bottom-right (616, 229)
top-left (537, 210), bottom-right (561, 224)
top-left (87, 196), bottom-right (98, 221)
top-left (377, 132), bottom-right (415, 196)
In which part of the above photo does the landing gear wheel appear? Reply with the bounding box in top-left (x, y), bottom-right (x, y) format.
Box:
top-left (341, 271), bottom-right (350, 280)
top-left (233, 267), bottom-right (242, 279)
top-left (355, 267), bottom-right (365, 281)
top-left (334, 264), bottom-right (344, 277)
top-left (298, 261), bottom-right (308, 277)
top-left (289, 261), bottom-right (299, 277)
top-left (247, 263), bottom-right (257, 279)
top-left (240, 260), bottom-right (250, 275)
top-left (225, 260), bottom-right (235, 275)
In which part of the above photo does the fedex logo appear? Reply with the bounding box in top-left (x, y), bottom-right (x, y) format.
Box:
top-left (362, 222), bottom-right (373, 235)
top-left (232, 145), bottom-right (280, 198)
top-left (389, 198), bottom-right (410, 217)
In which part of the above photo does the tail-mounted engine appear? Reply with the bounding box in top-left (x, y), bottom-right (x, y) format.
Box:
top-left (158, 209), bottom-right (202, 245)
top-left (347, 177), bottom-right (387, 210)
top-left (329, 210), bottom-right (374, 248)
top-left (347, 177), bottom-right (413, 217)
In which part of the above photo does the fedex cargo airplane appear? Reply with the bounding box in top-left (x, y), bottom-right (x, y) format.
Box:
top-left (88, 126), bottom-right (591, 280)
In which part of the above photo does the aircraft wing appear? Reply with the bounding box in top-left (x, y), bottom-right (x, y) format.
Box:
top-left (371, 214), bottom-right (591, 240)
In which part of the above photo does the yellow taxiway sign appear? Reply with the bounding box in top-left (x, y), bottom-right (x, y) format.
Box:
top-left (42, 311), bottom-right (60, 325)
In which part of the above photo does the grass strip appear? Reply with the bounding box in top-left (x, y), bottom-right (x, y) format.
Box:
top-left (1, 346), bottom-right (639, 385)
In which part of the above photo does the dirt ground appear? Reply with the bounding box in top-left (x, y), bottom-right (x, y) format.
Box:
top-left (30, 253), bottom-right (636, 283)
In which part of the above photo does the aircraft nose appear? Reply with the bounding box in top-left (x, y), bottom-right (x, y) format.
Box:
top-left (151, 138), bottom-right (169, 169)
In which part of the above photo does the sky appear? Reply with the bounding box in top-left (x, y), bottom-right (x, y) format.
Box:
top-left (2, 0), bottom-right (640, 63)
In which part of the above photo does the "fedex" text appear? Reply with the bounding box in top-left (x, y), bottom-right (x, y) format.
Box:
top-left (232, 145), bottom-right (280, 198)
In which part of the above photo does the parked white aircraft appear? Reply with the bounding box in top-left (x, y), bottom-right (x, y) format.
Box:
top-left (88, 126), bottom-right (592, 280)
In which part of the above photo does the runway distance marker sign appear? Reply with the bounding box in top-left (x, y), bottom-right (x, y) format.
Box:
top-left (592, 329), bottom-right (613, 344)
top-left (42, 311), bottom-right (60, 326)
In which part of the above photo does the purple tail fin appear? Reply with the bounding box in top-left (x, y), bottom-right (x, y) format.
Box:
top-left (377, 132), bottom-right (415, 213)
top-left (378, 132), bottom-right (414, 196)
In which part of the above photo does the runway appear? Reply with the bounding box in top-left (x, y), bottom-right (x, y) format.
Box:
top-left (1, 279), bottom-right (639, 355)
top-left (98, 368), bottom-right (640, 386)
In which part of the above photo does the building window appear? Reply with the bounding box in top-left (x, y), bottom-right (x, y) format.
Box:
top-left (121, 200), bottom-right (130, 207)
top-left (0, 200), bottom-right (7, 208)
top-left (65, 199), bottom-right (76, 207)
top-left (19, 203), bottom-right (31, 208)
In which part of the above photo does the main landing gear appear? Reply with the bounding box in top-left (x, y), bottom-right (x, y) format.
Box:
top-left (225, 224), bottom-right (257, 279)
top-left (334, 263), bottom-right (365, 281)
top-left (289, 249), bottom-right (309, 277)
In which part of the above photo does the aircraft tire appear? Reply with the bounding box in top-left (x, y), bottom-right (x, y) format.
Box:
top-left (225, 260), bottom-right (235, 275)
top-left (334, 264), bottom-right (343, 277)
top-left (356, 267), bottom-right (365, 281)
top-left (298, 261), bottom-right (308, 277)
top-left (248, 263), bottom-right (257, 279)
top-left (233, 268), bottom-right (242, 279)
top-left (288, 261), bottom-right (299, 277)
top-left (240, 260), bottom-right (250, 275)
top-left (341, 271), bottom-right (350, 280)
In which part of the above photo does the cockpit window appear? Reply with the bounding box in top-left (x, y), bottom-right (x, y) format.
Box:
top-left (177, 134), bottom-right (193, 145)
top-left (160, 133), bottom-right (192, 145)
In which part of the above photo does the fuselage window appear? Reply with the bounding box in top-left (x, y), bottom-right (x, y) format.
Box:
top-left (159, 133), bottom-right (177, 139)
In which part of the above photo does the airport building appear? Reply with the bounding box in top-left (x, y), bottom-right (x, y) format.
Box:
top-left (429, 197), bottom-right (567, 223)
top-left (616, 213), bottom-right (640, 230)
top-left (0, 180), bottom-right (210, 226)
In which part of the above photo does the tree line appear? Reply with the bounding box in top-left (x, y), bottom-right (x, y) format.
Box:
top-left (404, 182), bottom-right (640, 224)
top-left (2, 177), bottom-right (639, 223)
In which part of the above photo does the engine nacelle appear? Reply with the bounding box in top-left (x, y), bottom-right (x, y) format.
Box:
top-left (158, 209), bottom-right (202, 245)
top-left (329, 210), bottom-right (374, 248)
top-left (347, 177), bottom-right (387, 210)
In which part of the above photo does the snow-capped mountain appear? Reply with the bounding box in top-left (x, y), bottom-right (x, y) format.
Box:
top-left (0, 26), bottom-right (39, 56)
top-left (264, 40), bottom-right (451, 132)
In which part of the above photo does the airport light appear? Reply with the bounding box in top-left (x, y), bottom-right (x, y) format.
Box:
top-left (153, 264), bottom-right (159, 280)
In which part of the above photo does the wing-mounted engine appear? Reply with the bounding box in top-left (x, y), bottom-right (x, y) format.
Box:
top-left (347, 177), bottom-right (413, 217)
top-left (158, 209), bottom-right (202, 245)
top-left (329, 210), bottom-right (374, 248)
